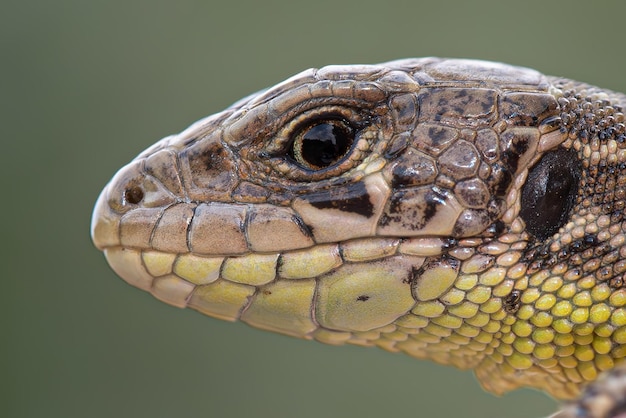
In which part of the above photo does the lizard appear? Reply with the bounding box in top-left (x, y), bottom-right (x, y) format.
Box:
top-left (91, 58), bottom-right (626, 417)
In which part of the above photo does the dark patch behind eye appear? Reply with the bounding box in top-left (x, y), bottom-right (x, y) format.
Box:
top-left (520, 148), bottom-right (581, 241)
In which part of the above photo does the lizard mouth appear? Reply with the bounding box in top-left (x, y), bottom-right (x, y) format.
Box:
top-left (102, 243), bottom-right (421, 338)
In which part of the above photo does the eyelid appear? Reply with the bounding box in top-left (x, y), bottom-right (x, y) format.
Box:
top-left (264, 106), bottom-right (360, 156)
top-left (256, 106), bottom-right (378, 182)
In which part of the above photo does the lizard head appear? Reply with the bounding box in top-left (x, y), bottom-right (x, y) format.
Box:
top-left (92, 58), bottom-right (626, 399)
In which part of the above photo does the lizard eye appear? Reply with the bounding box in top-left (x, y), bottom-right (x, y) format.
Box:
top-left (520, 148), bottom-right (581, 240)
top-left (288, 118), bottom-right (354, 171)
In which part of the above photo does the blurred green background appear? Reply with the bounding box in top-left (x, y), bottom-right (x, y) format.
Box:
top-left (3, 1), bottom-right (626, 417)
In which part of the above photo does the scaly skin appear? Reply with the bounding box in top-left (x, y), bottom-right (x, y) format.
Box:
top-left (91, 58), bottom-right (626, 411)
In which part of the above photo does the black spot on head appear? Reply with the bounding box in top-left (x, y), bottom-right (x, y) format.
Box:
top-left (453, 105), bottom-right (465, 114)
top-left (491, 220), bottom-right (506, 236)
top-left (503, 290), bottom-right (521, 313)
top-left (520, 148), bottom-right (582, 241)
top-left (488, 164), bottom-right (513, 198)
top-left (422, 188), bottom-right (446, 224)
top-left (428, 126), bottom-right (450, 147)
top-left (379, 187), bottom-right (450, 232)
top-left (501, 133), bottom-right (531, 174)
top-left (479, 98), bottom-right (494, 114)
top-left (307, 181), bottom-right (374, 218)
top-left (583, 234), bottom-right (597, 247)
top-left (391, 164), bottom-right (415, 189)
top-left (356, 295), bottom-right (370, 302)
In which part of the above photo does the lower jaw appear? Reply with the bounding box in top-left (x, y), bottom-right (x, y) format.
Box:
top-left (102, 245), bottom-right (421, 338)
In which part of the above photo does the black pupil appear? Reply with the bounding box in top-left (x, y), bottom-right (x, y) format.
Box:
top-left (296, 121), bottom-right (352, 169)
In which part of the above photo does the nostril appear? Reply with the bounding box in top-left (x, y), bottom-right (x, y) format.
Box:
top-left (124, 186), bottom-right (144, 204)
top-left (106, 160), bottom-right (177, 212)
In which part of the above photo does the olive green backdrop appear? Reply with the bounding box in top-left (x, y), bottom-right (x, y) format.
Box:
top-left (4, 1), bottom-right (625, 417)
